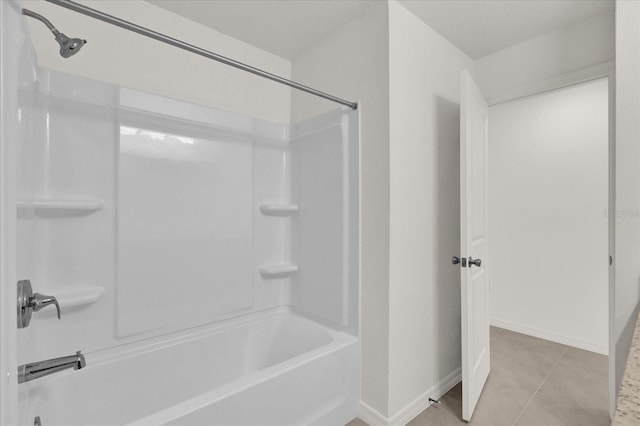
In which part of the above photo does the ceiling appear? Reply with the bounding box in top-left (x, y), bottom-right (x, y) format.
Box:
top-left (146, 0), bottom-right (377, 60)
top-left (397, 0), bottom-right (614, 59)
top-left (148, 0), bottom-right (614, 61)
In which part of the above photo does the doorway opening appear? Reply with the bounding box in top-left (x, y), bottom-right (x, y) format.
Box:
top-left (456, 76), bottom-right (611, 424)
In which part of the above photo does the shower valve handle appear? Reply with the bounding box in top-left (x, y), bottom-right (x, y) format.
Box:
top-left (30, 293), bottom-right (61, 319)
top-left (17, 280), bottom-right (61, 329)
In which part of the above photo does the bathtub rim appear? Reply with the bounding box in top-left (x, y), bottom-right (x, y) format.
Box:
top-left (20, 306), bottom-right (357, 405)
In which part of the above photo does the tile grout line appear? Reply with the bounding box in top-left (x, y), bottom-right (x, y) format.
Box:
top-left (510, 346), bottom-right (569, 426)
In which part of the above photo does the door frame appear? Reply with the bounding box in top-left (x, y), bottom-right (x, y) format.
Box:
top-left (484, 63), bottom-right (616, 418)
top-left (607, 70), bottom-right (616, 418)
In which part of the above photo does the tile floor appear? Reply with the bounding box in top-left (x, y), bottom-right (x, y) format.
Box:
top-left (349, 326), bottom-right (609, 426)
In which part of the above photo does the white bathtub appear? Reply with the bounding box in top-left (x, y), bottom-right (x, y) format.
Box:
top-left (20, 309), bottom-right (359, 426)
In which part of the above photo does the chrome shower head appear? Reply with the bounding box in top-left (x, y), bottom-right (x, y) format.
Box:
top-left (22, 8), bottom-right (86, 59)
top-left (54, 33), bottom-right (86, 58)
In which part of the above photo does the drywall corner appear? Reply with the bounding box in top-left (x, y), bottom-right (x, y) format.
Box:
top-left (387, 0), bottom-right (474, 418)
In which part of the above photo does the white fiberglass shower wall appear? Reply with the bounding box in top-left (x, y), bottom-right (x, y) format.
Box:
top-left (0, 2), bottom-right (360, 425)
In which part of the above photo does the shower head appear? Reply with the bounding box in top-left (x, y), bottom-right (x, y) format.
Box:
top-left (22, 8), bottom-right (86, 58)
top-left (54, 33), bottom-right (86, 58)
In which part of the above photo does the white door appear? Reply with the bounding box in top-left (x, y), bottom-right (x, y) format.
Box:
top-left (459, 70), bottom-right (490, 421)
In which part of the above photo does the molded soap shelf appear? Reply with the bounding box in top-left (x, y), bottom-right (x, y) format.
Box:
top-left (259, 264), bottom-right (298, 279)
top-left (17, 198), bottom-right (104, 216)
top-left (259, 204), bottom-right (298, 217)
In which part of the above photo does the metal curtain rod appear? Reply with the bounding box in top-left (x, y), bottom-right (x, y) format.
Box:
top-left (44, 0), bottom-right (358, 110)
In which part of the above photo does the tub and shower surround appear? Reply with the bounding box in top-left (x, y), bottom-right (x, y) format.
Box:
top-left (15, 66), bottom-right (359, 426)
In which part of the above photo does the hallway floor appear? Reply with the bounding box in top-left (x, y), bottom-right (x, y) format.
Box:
top-left (351, 326), bottom-right (609, 426)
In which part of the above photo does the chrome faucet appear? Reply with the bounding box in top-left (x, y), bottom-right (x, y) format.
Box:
top-left (18, 351), bottom-right (86, 384)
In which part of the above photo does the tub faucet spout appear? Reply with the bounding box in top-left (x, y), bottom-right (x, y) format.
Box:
top-left (18, 351), bottom-right (86, 384)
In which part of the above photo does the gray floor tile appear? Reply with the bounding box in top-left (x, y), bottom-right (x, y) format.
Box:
top-left (490, 326), bottom-right (567, 390)
top-left (464, 368), bottom-right (536, 426)
top-left (446, 382), bottom-right (462, 402)
top-left (514, 347), bottom-right (609, 426)
top-left (462, 327), bottom-right (566, 426)
top-left (358, 329), bottom-right (607, 426)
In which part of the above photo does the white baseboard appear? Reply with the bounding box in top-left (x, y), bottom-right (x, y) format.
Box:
top-left (358, 368), bottom-right (462, 426)
top-left (490, 318), bottom-right (608, 355)
top-left (358, 402), bottom-right (388, 426)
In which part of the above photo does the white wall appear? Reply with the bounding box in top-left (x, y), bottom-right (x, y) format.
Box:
top-left (613, 0), bottom-right (640, 411)
top-left (475, 11), bottom-right (614, 105)
top-left (291, 2), bottom-right (391, 417)
top-left (489, 78), bottom-right (609, 354)
top-left (22, 0), bottom-right (291, 123)
top-left (387, 1), bottom-right (474, 420)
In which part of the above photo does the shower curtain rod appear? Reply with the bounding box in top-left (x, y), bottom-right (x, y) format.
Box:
top-left (44, 0), bottom-right (358, 110)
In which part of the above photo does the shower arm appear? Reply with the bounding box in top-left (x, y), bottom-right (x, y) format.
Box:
top-left (22, 8), bottom-right (61, 36)
top-left (22, 8), bottom-right (87, 59)
top-left (44, 0), bottom-right (358, 110)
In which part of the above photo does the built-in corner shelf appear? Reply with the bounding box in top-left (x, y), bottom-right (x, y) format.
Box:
top-left (39, 286), bottom-right (105, 315)
top-left (259, 264), bottom-right (298, 279)
top-left (259, 204), bottom-right (298, 217)
top-left (17, 198), bottom-right (104, 216)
